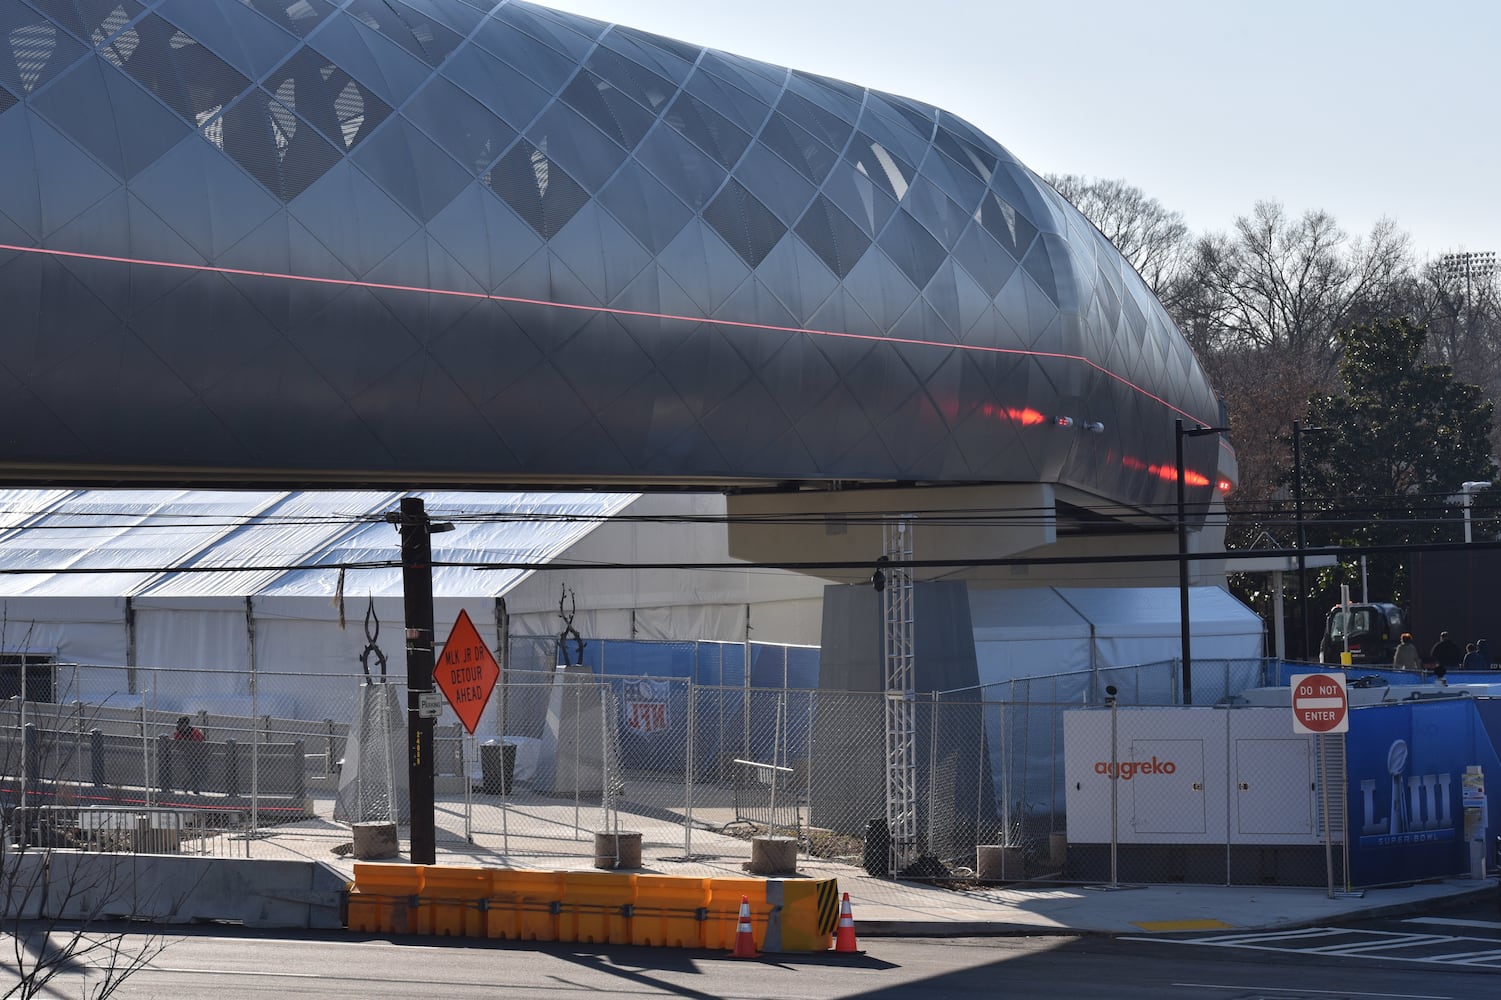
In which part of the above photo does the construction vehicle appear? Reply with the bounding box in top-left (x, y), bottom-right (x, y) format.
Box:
top-left (1319, 601), bottom-right (1406, 665)
top-left (1317, 550), bottom-right (1497, 666)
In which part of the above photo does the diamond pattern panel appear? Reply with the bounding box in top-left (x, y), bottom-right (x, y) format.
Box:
top-left (0, 0), bottom-right (1226, 500)
top-left (663, 90), bottom-right (751, 170)
top-left (525, 99), bottom-right (627, 192)
top-left (485, 137), bottom-right (589, 240)
top-left (152, 0), bottom-right (301, 79)
top-left (28, 0), bottom-right (143, 43)
top-left (703, 179), bottom-right (786, 269)
top-left (264, 46), bottom-right (393, 153)
top-left (561, 69), bottom-right (654, 150)
top-left (596, 157), bottom-right (693, 255)
top-left (288, 158), bottom-right (419, 277)
top-left (1, 0), bottom-right (88, 96)
top-left (130, 133), bottom-right (282, 260)
top-left (350, 114), bottom-right (469, 222)
top-left (344, 0), bottom-right (462, 67)
top-left (240, 0), bottom-right (336, 39)
top-left (98, 13), bottom-right (249, 126)
top-left (31, 54), bottom-right (188, 178)
top-left (309, 9), bottom-right (433, 108)
top-left (794, 195), bottom-right (869, 280)
top-left (211, 88), bottom-right (341, 201)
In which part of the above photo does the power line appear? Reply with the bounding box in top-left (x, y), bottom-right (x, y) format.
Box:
top-left (3, 537), bottom-right (1500, 578)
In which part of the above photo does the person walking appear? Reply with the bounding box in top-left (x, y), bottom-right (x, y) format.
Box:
top-left (1429, 631), bottom-right (1463, 671)
top-left (1392, 632), bottom-right (1420, 671)
top-left (173, 715), bottom-right (206, 793)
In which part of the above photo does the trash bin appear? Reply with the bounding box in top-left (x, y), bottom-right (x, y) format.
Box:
top-left (863, 817), bottom-right (890, 878)
top-left (481, 741), bottom-right (517, 794)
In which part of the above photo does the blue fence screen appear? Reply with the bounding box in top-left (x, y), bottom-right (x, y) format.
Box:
top-left (561, 640), bottom-right (820, 779)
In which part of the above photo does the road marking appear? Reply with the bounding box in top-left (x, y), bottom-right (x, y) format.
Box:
top-left (1171, 984), bottom-right (1450, 998)
top-left (1404, 916), bottom-right (1501, 931)
top-left (1134, 926), bottom-right (1501, 970)
top-left (1133, 918), bottom-right (1234, 931)
top-left (1297, 932), bottom-right (1454, 955)
top-left (151, 968), bottom-right (325, 979)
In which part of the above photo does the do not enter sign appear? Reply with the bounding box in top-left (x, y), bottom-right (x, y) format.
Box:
top-left (1290, 672), bottom-right (1349, 734)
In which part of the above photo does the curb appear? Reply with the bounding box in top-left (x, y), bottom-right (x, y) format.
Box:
top-left (854, 880), bottom-right (1500, 939)
top-left (859, 919), bottom-right (1084, 938)
top-left (1264, 881), bottom-right (1501, 933)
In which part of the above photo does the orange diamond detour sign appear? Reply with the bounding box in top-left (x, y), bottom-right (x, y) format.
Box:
top-left (433, 608), bottom-right (500, 735)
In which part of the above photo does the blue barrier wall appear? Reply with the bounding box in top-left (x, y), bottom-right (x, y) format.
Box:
top-left (563, 639), bottom-right (820, 778)
top-left (1269, 660), bottom-right (1501, 688)
top-left (1346, 699), bottom-right (1501, 886)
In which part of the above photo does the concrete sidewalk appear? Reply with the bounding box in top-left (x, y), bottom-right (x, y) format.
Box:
top-left (225, 791), bottom-right (1498, 937)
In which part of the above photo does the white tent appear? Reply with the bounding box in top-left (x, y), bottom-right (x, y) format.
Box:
top-left (0, 488), bottom-right (826, 725)
top-left (970, 585), bottom-right (1265, 685)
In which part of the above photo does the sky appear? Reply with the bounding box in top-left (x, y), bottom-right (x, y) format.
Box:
top-left (539, 0), bottom-right (1499, 263)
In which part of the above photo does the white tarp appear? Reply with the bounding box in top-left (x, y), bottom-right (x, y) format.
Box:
top-left (970, 585), bottom-right (1265, 685)
top-left (0, 489), bottom-right (826, 729)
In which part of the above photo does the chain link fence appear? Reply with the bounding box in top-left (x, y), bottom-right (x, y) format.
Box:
top-left (0, 661), bottom-right (356, 857)
top-left (0, 655), bottom-right (1394, 887)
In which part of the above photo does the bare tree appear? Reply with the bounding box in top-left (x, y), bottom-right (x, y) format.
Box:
top-left (1179, 202), bottom-right (1412, 366)
top-left (1393, 254), bottom-right (1501, 450)
top-left (1, 614), bottom-right (170, 999)
top-left (1044, 174), bottom-right (1191, 295)
top-left (1214, 345), bottom-right (1338, 549)
top-left (2, 852), bottom-right (170, 999)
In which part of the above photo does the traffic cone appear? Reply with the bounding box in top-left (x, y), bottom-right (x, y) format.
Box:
top-left (730, 895), bottom-right (760, 959)
top-left (834, 891), bottom-right (862, 954)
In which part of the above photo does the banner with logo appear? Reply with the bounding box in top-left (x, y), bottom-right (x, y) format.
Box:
top-left (1345, 699), bottom-right (1501, 886)
top-left (621, 677), bottom-right (670, 735)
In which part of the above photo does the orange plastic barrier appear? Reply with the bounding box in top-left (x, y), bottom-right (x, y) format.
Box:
top-left (486, 870), bottom-right (565, 942)
top-left (417, 864), bottom-right (493, 937)
top-left (702, 878), bottom-right (768, 951)
top-left (560, 871), bottom-right (637, 945)
top-left (344, 864), bottom-right (836, 953)
top-left (349, 862), bottom-right (424, 934)
top-left (631, 876), bottom-right (711, 948)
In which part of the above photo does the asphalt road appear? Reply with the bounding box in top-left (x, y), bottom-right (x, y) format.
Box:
top-left (17, 903), bottom-right (1501, 1000)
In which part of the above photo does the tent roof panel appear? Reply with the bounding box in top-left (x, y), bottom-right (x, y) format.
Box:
top-left (1056, 586), bottom-right (1260, 635)
top-left (0, 489), bottom-right (640, 599)
top-left (970, 586), bottom-right (1089, 640)
top-left (969, 585), bottom-right (1262, 640)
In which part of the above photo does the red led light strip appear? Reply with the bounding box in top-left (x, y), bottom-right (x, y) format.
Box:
top-left (0, 241), bottom-right (1232, 487)
top-left (0, 242), bottom-right (1214, 417)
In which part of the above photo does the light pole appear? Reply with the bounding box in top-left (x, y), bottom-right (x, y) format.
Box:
top-left (1177, 420), bottom-right (1229, 705)
top-left (1461, 480), bottom-right (1491, 543)
top-left (1293, 421), bottom-right (1328, 661)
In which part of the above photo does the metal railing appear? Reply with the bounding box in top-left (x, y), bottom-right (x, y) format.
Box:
top-left (6, 804), bottom-right (250, 856)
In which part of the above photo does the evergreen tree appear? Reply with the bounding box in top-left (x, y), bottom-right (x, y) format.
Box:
top-left (1296, 317), bottom-right (1496, 604)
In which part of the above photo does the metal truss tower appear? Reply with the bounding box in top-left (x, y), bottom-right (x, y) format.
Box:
top-left (881, 518), bottom-right (918, 875)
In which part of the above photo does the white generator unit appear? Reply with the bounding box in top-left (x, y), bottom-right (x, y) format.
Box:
top-left (1062, 706), bottom-right (1334, 883)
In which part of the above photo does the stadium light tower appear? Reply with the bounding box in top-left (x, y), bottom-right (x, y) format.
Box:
top-left (1439, 250), bottom-right (1497, 312)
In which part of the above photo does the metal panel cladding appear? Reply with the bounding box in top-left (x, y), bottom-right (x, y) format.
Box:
top-left (0, 0), bottom-right (1228, 508)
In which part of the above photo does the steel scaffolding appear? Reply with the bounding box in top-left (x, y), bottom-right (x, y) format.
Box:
top-left (881, 518), bottom-right (918, 874)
